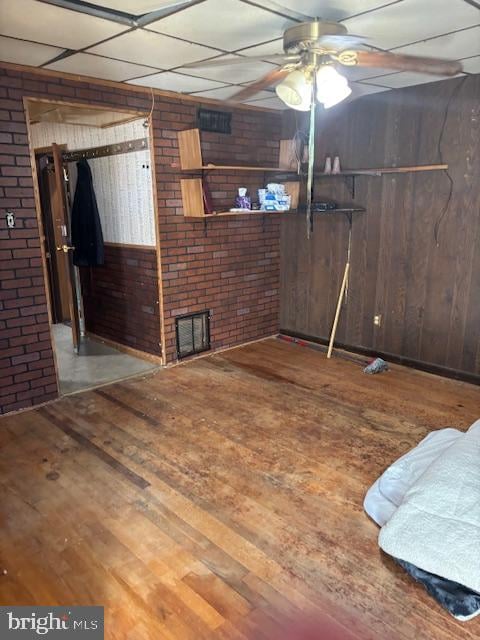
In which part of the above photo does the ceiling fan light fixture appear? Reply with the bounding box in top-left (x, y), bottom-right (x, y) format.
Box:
top-left (275, 70), bottom-right (312, 111)
top-left (316, 65), bottom-right (351, 108)
top-left (322, 82), bottom-right (352, 108)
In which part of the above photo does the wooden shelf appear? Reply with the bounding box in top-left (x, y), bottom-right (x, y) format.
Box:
top-left (185, 209), bottom-right (294, 218)
top-left (312, 207), bottom-right (365, 213)
top-left (180, 172), bottom-right (300, 219)
top-left (184, 207), bottom-right (364, 219)
top-left (293, 206), bottom-right (365, 215)
top-left (177, 128), bottom-right (298, 173)
top-left (182, 164), bottom-right (297, 173)
top-left (314, 164), bottom-right (448, 177)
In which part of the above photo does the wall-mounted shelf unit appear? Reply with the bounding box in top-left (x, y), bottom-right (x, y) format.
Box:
top-left (180, 177), bottom-right (300, 218)
top-left (177, 129), bottom-right (300, 218)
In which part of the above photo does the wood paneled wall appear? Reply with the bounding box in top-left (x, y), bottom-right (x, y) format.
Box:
top-left (280, 74), bottom-right (480, 379)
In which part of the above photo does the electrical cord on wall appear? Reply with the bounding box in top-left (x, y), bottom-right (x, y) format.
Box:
top-left (143, 87), bottom-right (155, 129)
top-left (433, 75), bottom-right (468, 246)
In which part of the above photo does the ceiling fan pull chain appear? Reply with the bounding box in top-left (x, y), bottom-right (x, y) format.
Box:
top-left (306, 70), bottom-right (317, 239)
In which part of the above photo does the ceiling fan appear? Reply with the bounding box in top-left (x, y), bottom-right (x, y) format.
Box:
top-left (184, 19), bottom-right (463, 235)
top-left (185, 20), bottom-right (462, 107)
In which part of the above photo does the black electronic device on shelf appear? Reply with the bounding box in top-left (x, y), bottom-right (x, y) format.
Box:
top-left (313, 201), bottom-right (337, 211)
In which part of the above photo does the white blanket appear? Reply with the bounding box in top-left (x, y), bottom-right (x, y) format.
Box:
top-left (364, 428), bottom-right (462, 527)
top-left (379, 420), bottom-right (480, 593)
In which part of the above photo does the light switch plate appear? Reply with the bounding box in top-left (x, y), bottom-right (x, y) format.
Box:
top-left (6, 211), bottom-right (15, 228)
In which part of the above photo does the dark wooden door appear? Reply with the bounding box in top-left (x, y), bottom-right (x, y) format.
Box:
top-left (51, 143), bottom-right (81, 353)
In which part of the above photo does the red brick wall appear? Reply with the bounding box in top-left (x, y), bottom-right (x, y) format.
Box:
top-left (0, 64), bottom-right (282, 414)
top-left (80, 244), bottom-right (161, 356)
top-left (156, 113), bottom-right (282, 360)
top-left (0, 75), bottom-right (58, 414)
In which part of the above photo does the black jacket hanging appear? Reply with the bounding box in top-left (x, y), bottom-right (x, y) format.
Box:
top-left (71, 158), bottom-right (104, 267)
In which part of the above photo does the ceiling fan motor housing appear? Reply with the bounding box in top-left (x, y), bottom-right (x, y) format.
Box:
top-left (283, 20), bottom-right (348, 54)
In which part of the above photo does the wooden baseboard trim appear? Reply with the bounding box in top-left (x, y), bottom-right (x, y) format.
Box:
top-left (0, 394), bottom-right (60, 419)
top-left (279, 330), bottom-right (480, 386)
top-left (104, 242), bottom-right (156, 251)
top-left (85, 332), bottom-right (163, 365)
top-left (167, 333), bottom-right (278, 368)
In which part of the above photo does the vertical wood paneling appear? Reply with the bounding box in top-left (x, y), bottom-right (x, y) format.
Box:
top-left (280, 75), bottom-right (480, 378)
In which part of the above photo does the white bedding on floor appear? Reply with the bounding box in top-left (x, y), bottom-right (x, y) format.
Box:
top-left (378, 420), bottom-right (480, 593)
top-left (364, 428), bottom-right (463, 527)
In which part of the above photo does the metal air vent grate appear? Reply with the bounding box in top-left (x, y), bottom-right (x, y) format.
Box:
top-left (176, 310), bottom-right (210, 359)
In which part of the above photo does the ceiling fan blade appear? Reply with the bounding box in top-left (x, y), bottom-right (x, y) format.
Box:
top-left (228, 67), bottom-right (291, 102)
top-left (183, 54), bottom-right (298, 69)
top-left (341, 50), bottom-right (462, 76)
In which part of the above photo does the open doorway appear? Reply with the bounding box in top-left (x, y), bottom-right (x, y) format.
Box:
top-left (26, 99), bottom-right (163, 395)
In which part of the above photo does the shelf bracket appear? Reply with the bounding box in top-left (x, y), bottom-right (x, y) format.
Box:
top-left (343, 175), bottom-right (356, 200)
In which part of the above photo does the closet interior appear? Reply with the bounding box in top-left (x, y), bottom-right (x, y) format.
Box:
top-left (27, 99), bottom-right (161, 394)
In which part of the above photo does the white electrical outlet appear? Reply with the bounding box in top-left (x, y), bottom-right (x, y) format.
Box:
top-left (374, 314), bottom-right (382, 327)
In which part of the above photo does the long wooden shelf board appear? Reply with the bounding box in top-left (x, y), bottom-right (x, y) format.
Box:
top-left (174, 162), bottom-right (298, 173)
top-left (185, 206), bottom-right (366, 218)
top-left (177, 162), bottom-right (446, 175)
top-left (203, 164), bottom-right (297, 172)
top-left (314, 164), bottom-right (448, 177)
top-left (186, 209), bottom-right (295, 218)
top-left (311, 207), bottom-right (365, 213)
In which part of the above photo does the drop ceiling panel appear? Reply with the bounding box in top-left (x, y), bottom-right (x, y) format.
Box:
top-left (237, 38), bottom-right (284, 57)
top-left (343, 0), bottom-right (480, 50)
top-left (256, 0), bottom-right (400, 22)
top-left (0, 0), bottom-right (128, 49)
top-left (45, 52), bottom-right (157, 82)
top-left (128, 71), bottom-right (227, 92)
top-left (176, 55), bottom-right (277, 84)
top-left (85, 0), bottom-right (190, 12)
top-left (372, 70), bottom-right (464, 89)
top-left (0, 36), bottom-right (63, 67)
top-left (461, 55), bottom-right (480, 74)
top-left (393, 25), bottom-right (480, 61)
top-left (147, 0), bottom-right (294, 51)
top-left (88, 29), bottom-right (218, 68)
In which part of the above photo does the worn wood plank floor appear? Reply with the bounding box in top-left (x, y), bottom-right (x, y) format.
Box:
top-left (1, 338), bottom-right (479, 639)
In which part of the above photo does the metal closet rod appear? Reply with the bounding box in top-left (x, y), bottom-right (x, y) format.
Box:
top-left (62, 137), bottom-right (149, 162)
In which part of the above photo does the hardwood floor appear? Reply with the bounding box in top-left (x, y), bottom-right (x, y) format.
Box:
top-left (1, 337), bottom-right (479, 639)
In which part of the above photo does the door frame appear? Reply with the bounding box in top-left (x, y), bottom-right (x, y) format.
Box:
top-left (24, 96), bottom-right (166, 398)
top-left (35, 147), bottom-right (71, 324)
